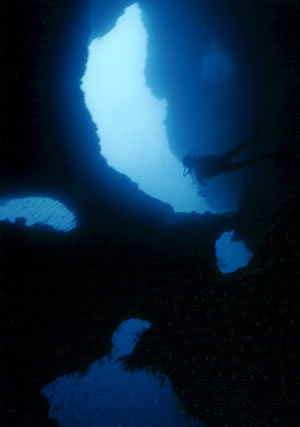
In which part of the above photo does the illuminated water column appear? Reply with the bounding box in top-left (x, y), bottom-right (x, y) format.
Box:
top-left (81, 3), bottom-right (209, 214)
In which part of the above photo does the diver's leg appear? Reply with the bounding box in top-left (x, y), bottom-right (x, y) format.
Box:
top-left (228, 156), bottom-right (265, 172)
top-left (225, 116), bottom-right (263, 159)
top-left (223, 140), bottom-right (254, 159)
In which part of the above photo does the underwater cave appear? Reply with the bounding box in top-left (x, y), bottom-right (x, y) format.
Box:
top-left (2, 0), bottom-right (299, 426)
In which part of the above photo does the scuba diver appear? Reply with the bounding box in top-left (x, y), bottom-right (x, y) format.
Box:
top-left (183, 140), bottom-right (268, 185)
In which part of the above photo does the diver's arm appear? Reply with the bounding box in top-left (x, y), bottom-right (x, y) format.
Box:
top-left (199, 178), bottom-right (207, 185)
top-left (183, 167), bottom-right (192, 177)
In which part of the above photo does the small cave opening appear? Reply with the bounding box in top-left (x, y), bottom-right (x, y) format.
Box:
top-left (0, 196), bottom-right (77, 232)
top-left (215, 230), bottom-right (253, 273)
top-left (42, 318), bottom-right (203, 427)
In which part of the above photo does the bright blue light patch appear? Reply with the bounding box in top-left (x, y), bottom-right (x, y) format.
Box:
top-left (200, 42), bottom-right (234, 82)
top-left (215, 230), bottom-right (253, 273)
top-left (42, 318), bottom-right (203, 426)
top-left (81, 3), bottom-right (209, 214)
top-left (112, 318), bottom-right (151, 357)
top-left (0, 197), bottom-right (76, 232)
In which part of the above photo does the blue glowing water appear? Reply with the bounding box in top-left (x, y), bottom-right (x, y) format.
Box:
top-left (81, 2), bottom-right (251, 272)
top-left (215, 230), bottom-right (253, 273)
top-left (0, 197), bottom-right (76, 232)
top-left (81, 3), bottom-right (209, 214)
top-left (42, 319), bottom-right (203, 427)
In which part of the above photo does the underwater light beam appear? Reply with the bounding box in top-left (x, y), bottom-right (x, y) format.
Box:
top-left (81, 3), bottom-right (209, 214)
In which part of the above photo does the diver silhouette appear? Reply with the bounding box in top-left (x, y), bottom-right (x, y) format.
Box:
top-left (183, 140), bottom-right (266, 185)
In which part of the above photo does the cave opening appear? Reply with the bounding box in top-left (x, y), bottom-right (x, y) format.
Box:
top-left (0, 197), bottom-right (77, 232)
top-left (42, 318), bottom-right (203, 426)
top-left (81, 1), bottom-right (255, 272)
top-left (81, 2), bottom-right (209, 214)
top-left (216, 230), bottom-right (253, 274)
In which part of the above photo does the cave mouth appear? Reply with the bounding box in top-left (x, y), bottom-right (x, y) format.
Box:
top-left (81, 2), bottom-right (210, 214)
top-left (81, 2), bottom-right (255, 272)
top-left (216, 230), bottom-right (253, 273)
top-left (41, 318), bottom-right (203, 426)
top-left (0, 196), bottom-right (77, 232)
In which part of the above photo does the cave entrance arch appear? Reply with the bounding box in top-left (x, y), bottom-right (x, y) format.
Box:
top-left (81, 2), bottom-right (209, 214)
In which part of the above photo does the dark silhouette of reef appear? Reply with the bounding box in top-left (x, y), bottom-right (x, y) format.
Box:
top-left (1, 1), bottom-right (300, 426)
